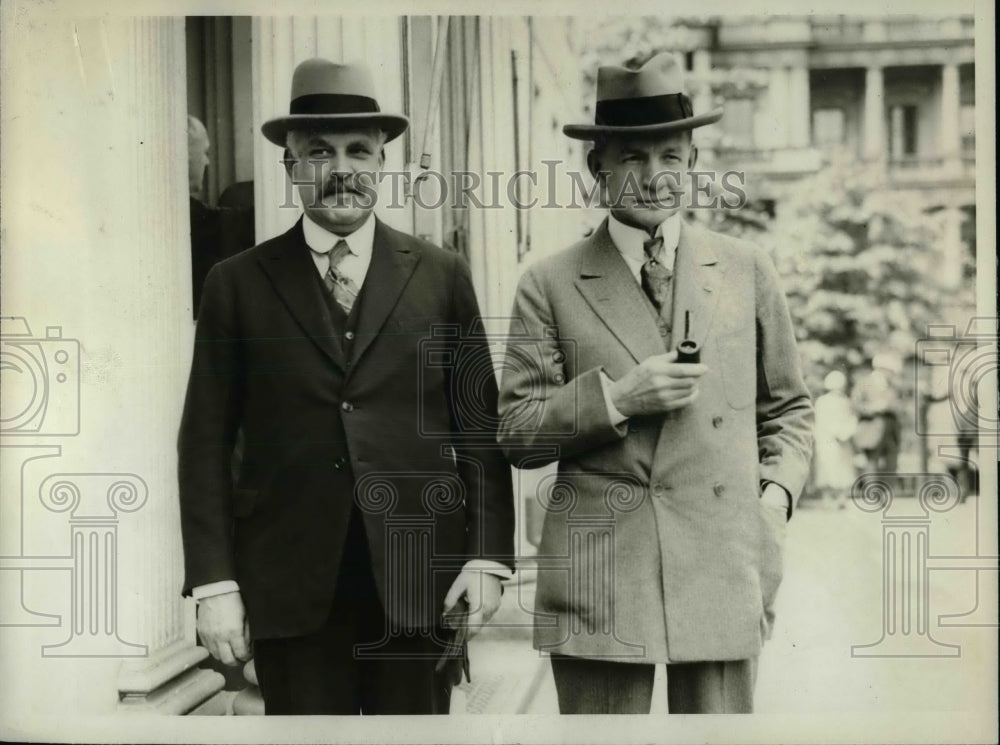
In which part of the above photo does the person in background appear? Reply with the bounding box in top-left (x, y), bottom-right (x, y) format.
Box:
top-left (813, 370), bottom-right (858, 508)
top-left (188, 115), bottom-right (221, 316)
top-left (852, 352), bottom-right (903, 474)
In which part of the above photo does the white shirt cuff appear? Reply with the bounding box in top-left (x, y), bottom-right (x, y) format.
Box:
top-left (462, 559), bottom-right (514, 580)
top-left (599, 370), bottom-right (629, 426)
top-left (191, 580), bottom-right (240, 601)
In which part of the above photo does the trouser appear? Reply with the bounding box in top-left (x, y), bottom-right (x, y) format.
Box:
top-left (253, 507), bottom-right (452, 714)
top-left (550, 653), bottom-right (758, 714)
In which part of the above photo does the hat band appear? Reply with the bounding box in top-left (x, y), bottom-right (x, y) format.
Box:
top-left (290, 93), bottom-right (381, 116)
top-left (594, 93), bottom-right (692, 127)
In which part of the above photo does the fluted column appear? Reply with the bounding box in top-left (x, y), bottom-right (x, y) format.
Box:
top-left (766, 67), bottom-right (790, 149)
top-left (0, 13), bottom-right (221, 716)
top-left (940, 62), bottom-right (961, 174)
top-left (864, 66), bottom-right (885, 160)
top-left (788, 65), bottom-right (811, 148)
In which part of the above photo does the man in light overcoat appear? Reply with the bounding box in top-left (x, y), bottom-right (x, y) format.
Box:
top-left (497, 53), bottom-right (814, 714)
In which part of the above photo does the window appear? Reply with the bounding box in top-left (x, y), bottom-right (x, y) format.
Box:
top-left (812, 107), bottom-right (845, 147)
top-left (888, 104), bottom-right (918, 159)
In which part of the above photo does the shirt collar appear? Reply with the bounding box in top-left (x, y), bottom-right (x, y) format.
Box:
top-left (301, 210), bottom-right (376, 258)
top-left (607, 211), bottom-right (681, 265)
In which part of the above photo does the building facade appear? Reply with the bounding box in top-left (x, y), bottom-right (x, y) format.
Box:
top-left (678, 15), bottom-right (976, 289)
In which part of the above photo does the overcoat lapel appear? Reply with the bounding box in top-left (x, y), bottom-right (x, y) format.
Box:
top-left (257, 218), bottom-right (345, 369)
top-left (348, 219), bottom-right (421, 368)
top-left (574, 220), bottom-right (666, 364)
top-left (670, 220), bottom-right (722, 351)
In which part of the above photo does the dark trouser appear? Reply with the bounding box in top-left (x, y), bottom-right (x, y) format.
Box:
top-left (253, 508), bottom-right (452, 714)
top-left (550, 653), bottom-right (757, 714)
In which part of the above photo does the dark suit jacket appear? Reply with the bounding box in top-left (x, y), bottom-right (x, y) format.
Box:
top-left (178, 217), bottom-right (515, 641)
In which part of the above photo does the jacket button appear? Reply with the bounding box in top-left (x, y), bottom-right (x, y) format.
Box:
top-left (341, 401), bottom-right (353, 412)
top-left (713, 483), bottom-right (725, 497)
top-left (712, 415), bottom-right (724, 428)
top-left (652, 483), bottom-right (664, 497)
top-left (345, 331), bottom-right (354, 341)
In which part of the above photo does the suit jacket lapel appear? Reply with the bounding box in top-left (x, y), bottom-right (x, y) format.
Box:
top-left (257, 218), bottom-right (345, 369)
top-left (574, 220), bottom-right (667, 364)
top-left (670, 220), bottom-right (722, 352)
top-left (348, 219), bottom-right (421, 368)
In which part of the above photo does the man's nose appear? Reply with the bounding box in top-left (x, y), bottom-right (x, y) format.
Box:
top-left (327, 151), bottom-right (352, 176)
top-left (646, 160), bottom-right (678, 191)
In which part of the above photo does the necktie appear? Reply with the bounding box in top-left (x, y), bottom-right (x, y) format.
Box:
top-left (640, 235), bottom-right (673, 312)
top-left (324, 239), bottom-right (359, 314)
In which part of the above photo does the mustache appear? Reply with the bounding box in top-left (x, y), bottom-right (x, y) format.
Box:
top-left (319, 176), bottom-right (366, 200)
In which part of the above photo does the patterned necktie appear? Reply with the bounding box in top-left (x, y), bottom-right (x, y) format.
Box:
top-left (640, 235), bottom-right (673, 311)
top-left (323, 239), bottom-right (359, 314)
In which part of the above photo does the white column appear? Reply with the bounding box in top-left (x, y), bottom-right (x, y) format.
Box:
top-left (767, 67), bottom-right (790, 149)
top-left (788, 65), bottom-right (811, 148)
top-left (864, 66), bottom-right (885, 159)
top-left (0, 13), bottom-right (221, 717)
top-left (691, 49), bottom-right (713, 118)
top-left (940, 62), bottom-right (961, 173)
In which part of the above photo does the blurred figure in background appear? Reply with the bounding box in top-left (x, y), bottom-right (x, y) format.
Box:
top-left (852, 352), bottom-right (903, 474)
top-left (924, 350), bottom-right (980, 501)
top-left (188, 115), bottom-right (221, 317)
top-left (813, 371), bottom-right (857, 508)
top-left (187, 115), bottom-right (257, 318)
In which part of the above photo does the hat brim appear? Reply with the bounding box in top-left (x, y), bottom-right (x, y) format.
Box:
top-left (262, 113), bottom-right (410, 147)
top-left (562, 108), bottom-right (723, 140)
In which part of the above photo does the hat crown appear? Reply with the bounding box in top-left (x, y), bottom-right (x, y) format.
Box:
top-left (596, 53), bottom-right (686, 102)
top-left (289, 58), bottom-right (378, 108)
top-left (260, 57), bottom-right (409, 146)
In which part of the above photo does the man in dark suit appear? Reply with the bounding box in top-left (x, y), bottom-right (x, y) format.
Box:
top-left (178, 58), bottom-right (515, 715)
top-left (497, 53), bottom-right (813, 714)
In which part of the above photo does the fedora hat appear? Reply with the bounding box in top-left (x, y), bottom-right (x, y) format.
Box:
top-left (563, 52), bottom-right (722, 140)
top-left (262, 58), bottom-right (409, 147)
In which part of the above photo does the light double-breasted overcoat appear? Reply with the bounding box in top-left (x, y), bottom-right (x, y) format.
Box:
top-left (497, 218), bottom-right (813, 663)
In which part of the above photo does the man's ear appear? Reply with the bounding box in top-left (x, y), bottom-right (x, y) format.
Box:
top-left (378, 147), bottom-right (386, 170)
top-left (282, 147), bottom-right (295, 176)
top-left (688, 142), bottom-right (698, 170)
top-left (586, 148), bottom-right (600, 179)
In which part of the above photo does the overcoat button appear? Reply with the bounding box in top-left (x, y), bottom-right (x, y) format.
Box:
top-left (341, 401), bottom-right (354, 412)
top-left (713, 483), bottom-right (725, 497)
top-left (345, 331), bottom-right (355, 341)
top-left (712, 416), bottom-right (724, 428)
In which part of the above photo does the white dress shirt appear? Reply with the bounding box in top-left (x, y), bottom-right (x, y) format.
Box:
top-left (302, 209), bottom-right (376, 283)
top-left (193, 211), bottom-right (511, 602)
top-left (598, 212), bottom-right (682, 426)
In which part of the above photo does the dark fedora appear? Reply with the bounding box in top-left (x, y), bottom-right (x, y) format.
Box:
top-left (563, 52), bottom-right (722, 140)
top-left (262, 58), bottom-right (409, 147)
